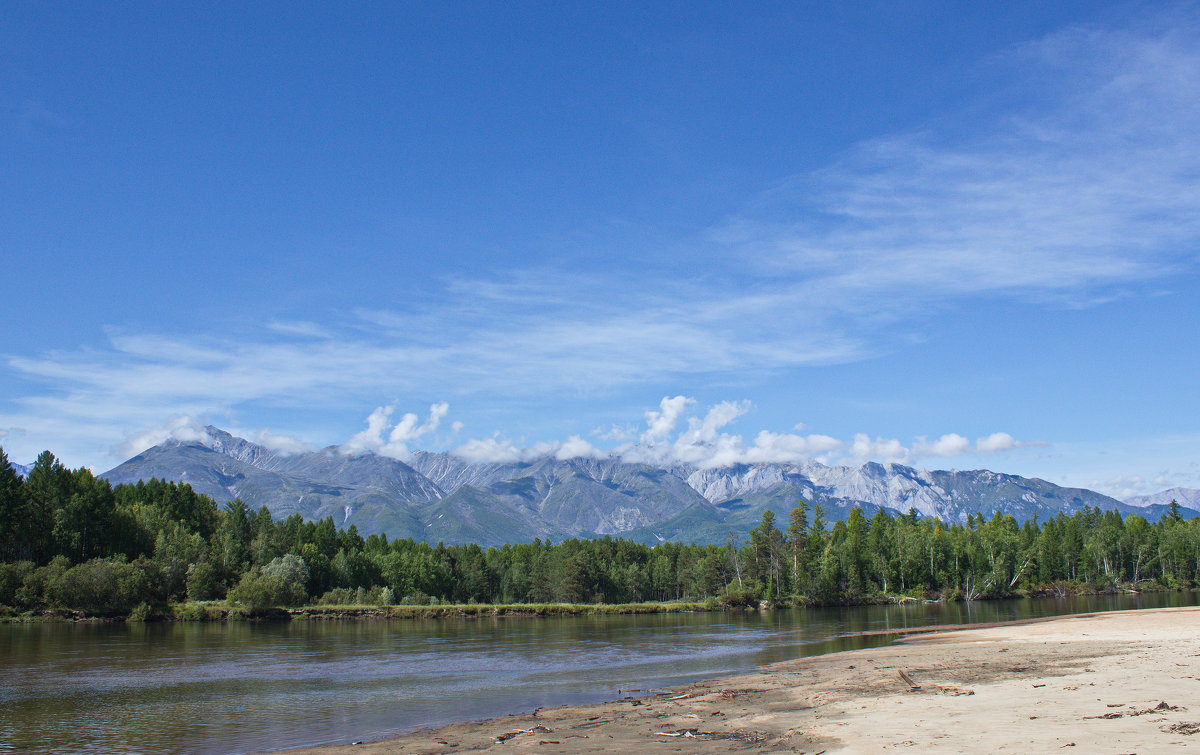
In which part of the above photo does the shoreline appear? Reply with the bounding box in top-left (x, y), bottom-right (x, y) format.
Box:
top-left (262, 605), bottom-right (1200, 754)
top-left (1, 583), bottom-right (1185, 623)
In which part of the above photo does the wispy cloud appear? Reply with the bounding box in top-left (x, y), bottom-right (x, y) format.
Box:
top-left (116, 416), bottom-right (210, 459)
top-left (266, 320), bottom-right (336, 339)
top-left (113, 416), bottom-right (316, 460)
top-left (3, 17), bottom-right (1198, 468)
top-left (715, 20), bottom-right (1200, 309)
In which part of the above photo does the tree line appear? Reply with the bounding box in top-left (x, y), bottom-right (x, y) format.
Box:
top-left (1, 448), bottom-right (1198, 615)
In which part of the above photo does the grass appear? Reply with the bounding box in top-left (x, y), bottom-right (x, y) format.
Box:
top-left (288, 601), bottom-right (717, 620)
top-left (5, 581), bottom-right (1184, 622)
top-left (0, 599), bottom-right (721, 622)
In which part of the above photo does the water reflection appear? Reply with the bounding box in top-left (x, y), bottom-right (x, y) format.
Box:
top-left (2, 591), bottom-right (1197, 755)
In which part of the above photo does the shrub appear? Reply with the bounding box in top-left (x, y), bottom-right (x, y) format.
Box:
top-left (315, 587), bottom-right (357, 606)
top-left (186, 561), bottom-right (224, 601)
top-left (262, 554), bottom-right (309, 589)
top-left (228, 571), bottom-right (306, 610)
top-left (0, 561), bottom-right (34, 607)
top-left (45, 558), bottom-right (157, 613)
top-left (719, 583), bottom-right (762, 608)
top-left (128, 602), bottom-right (155, 622)
top-left (15, 556), bottom-right (70, 610)
top-left (400, 590), bottom-right (431, 605)
top-left (173, 603), bottom-right (208, 621)
top-left (315, 585), bottom-right (396, 606)
top-left (228, 554), bottom-right (311, 610)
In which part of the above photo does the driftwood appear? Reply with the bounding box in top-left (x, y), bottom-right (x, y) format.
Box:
top-left (1084, 701), bottom-right (1182, 720)
top-left (494, 725), bottom-right (553, 743)
top-left (898, 670), bottom-right (921, 690)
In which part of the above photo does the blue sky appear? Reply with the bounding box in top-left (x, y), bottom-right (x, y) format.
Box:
top-left (2, 1), bottom-right (1198, 498)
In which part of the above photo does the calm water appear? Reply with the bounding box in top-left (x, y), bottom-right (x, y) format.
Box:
top-left (2, 592), bottom-right (1197, 755)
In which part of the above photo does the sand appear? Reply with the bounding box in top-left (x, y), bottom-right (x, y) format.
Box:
top-left (266, 606), bottom-right (1200, 754)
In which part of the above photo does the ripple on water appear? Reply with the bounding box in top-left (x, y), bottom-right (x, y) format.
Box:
top-left (3, 591), bottom-right (1198, 755)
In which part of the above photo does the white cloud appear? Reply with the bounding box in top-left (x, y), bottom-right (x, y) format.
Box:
top-left (452, 435), bottom-right (524, 464)
top-left (847, 430), bottom-right (1041, 463)
top-left (528, 397), bottom-right (1025, 469)
top-left (252, 429), bottom-right (314, 455)
top-left (555, 435), bottom-right (604, 461)
top-left (116, 416), bottom-right (209, 459)
top-left (850, 434), bottom-right (911, 464)
top-left (641, 396), bottom-right (694, 444)
top-left (451, 432), bottom-right (604, 464)
top-left (916, 433), bottom-right (972, 457)
top-left (753, 430), bottom-right (841, 458)
top-left (341, 406), bottom-right (394, 456)
top-left (388, 402), bottom-right (448, 444)
top-left (976, 432), bottom-right (1021, 454)
top-left (343, 403), bottom-right (451, 460)
top-left (680, 401), bottom-right (751, 445)
top-left (100, 393), bottom-right (1037, 476)
top-left (688, 429), bottom-right (844, 468)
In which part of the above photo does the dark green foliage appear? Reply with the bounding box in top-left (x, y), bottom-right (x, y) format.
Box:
top-left (0, 451), bottom-right (30, 562)
top-left (0, 561), bottom-right (34, 606)
top-left (24, 452), bottom-right (72, 562)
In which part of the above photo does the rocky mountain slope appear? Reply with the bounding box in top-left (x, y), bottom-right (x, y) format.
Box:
top-left (100, 426), bottom-right (1198, 545)
top-left (102, 428), bottom-right (443, 537)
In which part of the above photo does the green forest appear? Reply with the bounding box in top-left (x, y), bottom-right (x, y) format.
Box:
top-left (2, 448), bottom-right (1199, 619)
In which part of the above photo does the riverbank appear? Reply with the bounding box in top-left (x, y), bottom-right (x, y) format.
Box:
top-left (1, 581), bottom-right (1181, 622)
top-left (0, 600), bottom-right (718, 622)
top-left (266, 606), bottom-right (1200, 754)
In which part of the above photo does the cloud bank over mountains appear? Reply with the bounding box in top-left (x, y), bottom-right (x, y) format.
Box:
top-left (126, 397), bottom-right (1038, 472)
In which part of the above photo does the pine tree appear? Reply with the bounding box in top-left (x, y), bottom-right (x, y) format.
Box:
top-left (23, 451), bottom-right (70, 563)
top-left (1166, 499), bottom-right (1183, 523)
top-left (786, 500), bottom-right (810, 593)
top-left (0, 449), bottom-right (29, 562)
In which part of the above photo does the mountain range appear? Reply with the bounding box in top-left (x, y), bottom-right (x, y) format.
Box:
top-left (93, 426), bottom-right (1200, 546)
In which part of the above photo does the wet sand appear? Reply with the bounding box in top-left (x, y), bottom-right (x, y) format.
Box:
top-left (266, 606), bottom-right (1200, 754)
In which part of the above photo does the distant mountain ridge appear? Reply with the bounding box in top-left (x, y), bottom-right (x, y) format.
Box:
top-left (1124, 487), bottom-right (1200, 510)
top-left (99, 426), bottom-right (1198, 545)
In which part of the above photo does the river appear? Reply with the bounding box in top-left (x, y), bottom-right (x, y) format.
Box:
top-left (2, 591), bottom-right (1196, 755)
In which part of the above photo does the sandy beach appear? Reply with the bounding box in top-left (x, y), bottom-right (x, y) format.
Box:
top-left (267, 606), bottom-right (1200, 754)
